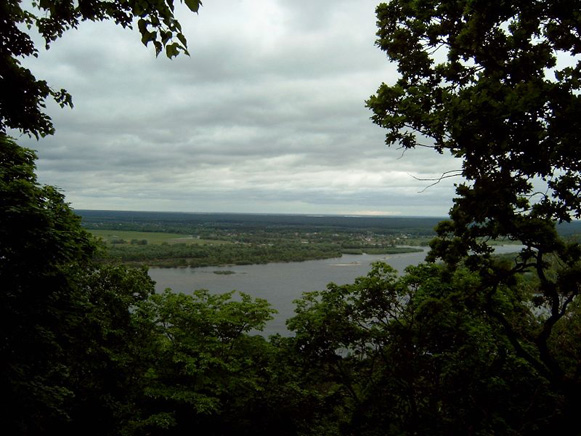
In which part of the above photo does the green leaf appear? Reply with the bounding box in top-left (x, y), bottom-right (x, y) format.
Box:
top-left (154, 41), bottom-right (162, 56)
top-left (165, 43), bottom-right (180, 59)
top-left (184, 0), bottom-right (201, 13)
top-left (177, 32), bottom-right (188, 47)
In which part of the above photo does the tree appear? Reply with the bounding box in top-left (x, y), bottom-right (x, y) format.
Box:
top-left (367, 0), bottom-right (581, 429)
top-left (368, 0), bottom-right (580, 235)
top-left (63, 264), bottom-right (158, 436)
top-left (0, 135), bottom-right (94, 432)
top-left (1, 0), bottom-right (202, 138)
top-left (127, 289), bottom-right (277, 435)
top-left (287, 262), bottom-right (567, 434)
top-left (0, 135), bottom-right (164, 435)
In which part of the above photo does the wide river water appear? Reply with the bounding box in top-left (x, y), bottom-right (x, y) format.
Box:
top-left (148, 246), bottom-right (521, 336)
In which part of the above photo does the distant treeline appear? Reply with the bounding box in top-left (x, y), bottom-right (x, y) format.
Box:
top-left (78, 210), bottom-right (581, 235)
top-left (100, 242), bottom-right (344, 268)
top-left (77, 210), bottom-right (445, 235)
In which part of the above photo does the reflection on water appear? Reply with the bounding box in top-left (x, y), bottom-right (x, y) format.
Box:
top-left (148, 245), bottom-right (522, 336)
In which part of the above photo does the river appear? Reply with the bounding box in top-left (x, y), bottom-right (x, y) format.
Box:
top-left (148, 246), bottom-right (521, 336)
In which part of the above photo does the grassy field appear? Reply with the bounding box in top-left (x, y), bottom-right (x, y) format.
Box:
top-left (89, 230), bottom-right (230, 245)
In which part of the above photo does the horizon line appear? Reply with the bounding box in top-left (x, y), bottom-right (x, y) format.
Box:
top-left (74, 208), bottom-right (448, 219)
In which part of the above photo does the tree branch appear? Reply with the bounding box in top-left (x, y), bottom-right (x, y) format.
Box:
top-left (409, 170), bottom-right (463, 192)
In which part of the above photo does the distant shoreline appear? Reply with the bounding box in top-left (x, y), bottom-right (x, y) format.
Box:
top-left (102, 246), bottom-right (426, 269)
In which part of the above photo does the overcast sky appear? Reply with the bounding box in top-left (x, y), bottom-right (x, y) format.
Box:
top-left (15, 0), bottom-right (460, 216)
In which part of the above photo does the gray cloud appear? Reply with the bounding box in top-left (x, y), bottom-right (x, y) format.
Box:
top-left (15, 0), bottom-right (460, 216)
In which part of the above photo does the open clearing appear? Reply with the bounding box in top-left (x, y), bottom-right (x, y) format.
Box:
top-left (89, 230), bottom-right (230, 245)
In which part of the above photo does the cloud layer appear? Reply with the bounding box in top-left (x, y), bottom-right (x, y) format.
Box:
top-left (16, 0), bottom-right (460, 216)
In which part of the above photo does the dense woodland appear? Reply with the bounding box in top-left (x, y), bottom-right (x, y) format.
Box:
top-left (2, 0), bottom-right (581, 435)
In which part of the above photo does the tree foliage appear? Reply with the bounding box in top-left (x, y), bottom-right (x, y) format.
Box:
top-left (0, 0), bottom-right (202, 138)
top-left (0, 136), bottom-right (158, 434)
top-left (287, 262), bottom-right (571, 434)
top-left (1, 135), bottom-right (94, 432)
top-left (3, 0), bottom-right (581, 434)
top-left (367, 0), bottom-right (581, 249)
top-left (367, 0), bottom-right (581, 429)
top-left (128, 289), bottom-right (278, 435)
top-left (367, 0), bottom-right (581, 229)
